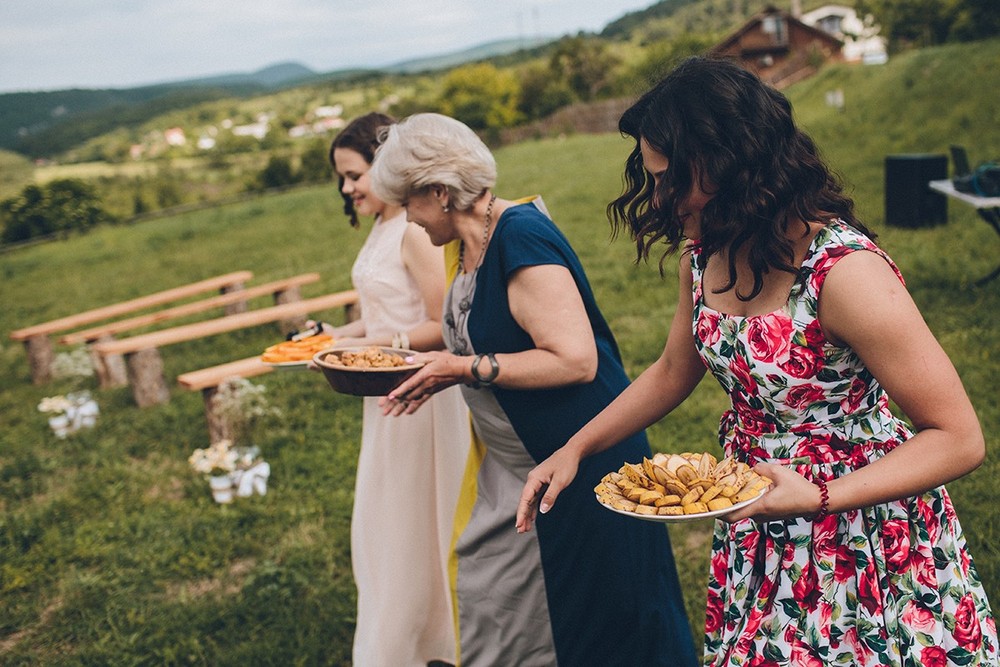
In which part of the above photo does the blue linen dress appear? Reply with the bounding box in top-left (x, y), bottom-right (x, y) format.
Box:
top-left (444, 202), bottom-right (698, 666)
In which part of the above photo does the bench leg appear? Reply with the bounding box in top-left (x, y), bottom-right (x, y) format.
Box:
top-left (274, 286), bottom-right (306, 335)
top-left (202, 386), bottom-right (231, 443)
top-left (89, 336), bottom-right (128, 389)
top-left (23, 335), bottom-right (54, 384)
top-left (125, 348), bottom-right (170, 407)
top-left (221, 281), bottom-right (248, 316)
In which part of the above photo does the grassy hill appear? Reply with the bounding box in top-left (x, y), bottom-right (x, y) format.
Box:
top-left (1, 40), bottom-right (998, 662)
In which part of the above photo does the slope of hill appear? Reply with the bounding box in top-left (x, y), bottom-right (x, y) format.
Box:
top-left (381, 36), bottom-right (555, 73)
top-left (0, 35), bottom-right (557, 160)
top-left (0, 62), bottom-right (322, 158)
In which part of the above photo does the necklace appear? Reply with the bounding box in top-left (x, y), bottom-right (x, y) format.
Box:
top-left (447, 194), bottom-right (496, 354)
top-left (458, 193), bottom-right (497, 274)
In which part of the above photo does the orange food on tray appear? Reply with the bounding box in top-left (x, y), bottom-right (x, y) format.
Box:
top-left (260, 334), bottom-right (333, 363)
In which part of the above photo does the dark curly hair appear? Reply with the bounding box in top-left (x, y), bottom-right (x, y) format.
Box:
top-left (609, 56), bottom-right (874, 300)
top-left (329, 112), bottom-right (396, 228)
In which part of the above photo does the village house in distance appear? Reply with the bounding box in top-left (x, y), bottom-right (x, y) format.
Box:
top-left (712, 3), bottom-right (887, 88)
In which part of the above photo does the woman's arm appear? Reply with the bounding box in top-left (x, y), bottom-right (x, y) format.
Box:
top-left (330, 224), bottom-right (447, 351)
top-left (729, 250), bottom-right (985, 522)
top-left (398, 222), bottom-right (447, 351)
top-left (486, 262), bottom-right (599, 388)
top-left (516, 259), bottom-right (707, 532)
top-left (383, 262), bottom-right (598, 407)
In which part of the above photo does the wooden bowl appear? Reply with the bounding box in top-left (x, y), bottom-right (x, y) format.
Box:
top-left (313, 346), bottom-right (423, 396)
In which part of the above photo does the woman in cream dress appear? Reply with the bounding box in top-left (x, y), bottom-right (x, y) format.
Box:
top-left (323, 112), bottom-right (469, 667)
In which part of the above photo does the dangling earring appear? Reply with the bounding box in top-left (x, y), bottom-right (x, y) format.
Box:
top-left (442, 204), bottom-right (450, 213)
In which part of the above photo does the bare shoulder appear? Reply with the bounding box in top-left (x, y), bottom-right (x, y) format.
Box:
top-left (819, 248), bottom-right (918, 347)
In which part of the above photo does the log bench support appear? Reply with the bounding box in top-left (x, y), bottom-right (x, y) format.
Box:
top-left (90, 334), bottom-right (128, 389)
top-left (177, 357), bottom-right (275, 441)
top-left (22, 335), bottom-right (55, 385)
top-left (126, 348), bottom-right (171, 408)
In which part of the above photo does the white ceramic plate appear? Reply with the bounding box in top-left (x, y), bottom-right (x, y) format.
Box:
top-left (596, 488), bottom-right (768, 523)
top-left (262, 359), bottom-right (310, 370)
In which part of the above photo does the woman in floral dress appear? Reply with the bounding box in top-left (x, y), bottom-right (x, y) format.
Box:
top-left (516, 57), bottom-right (997, 666)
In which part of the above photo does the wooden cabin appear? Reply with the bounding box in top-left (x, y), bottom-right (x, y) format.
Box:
top-left (711, 5), bottom-right (843, 88)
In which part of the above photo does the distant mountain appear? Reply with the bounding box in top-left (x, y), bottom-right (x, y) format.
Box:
top-left (0, 35), bottom-right (564, 158)
top-left (0, 62), bottom-right (328, 157)
top-left (161, 61), bottom-right (319, 89)
top-left (380, 37), bottom-right (555, 74)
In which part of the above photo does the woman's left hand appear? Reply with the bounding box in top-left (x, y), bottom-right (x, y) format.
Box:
top-left (722, 462), bottom-right (823, 523)
top-left (379, 351), bottom-right (465, 415)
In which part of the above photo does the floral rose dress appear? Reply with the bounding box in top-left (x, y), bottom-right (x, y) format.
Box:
top-left (692, 220), bottom-right (997, 666)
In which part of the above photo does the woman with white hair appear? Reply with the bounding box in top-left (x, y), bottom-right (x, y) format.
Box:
top-left (369, 113), bottom-right (697, 666)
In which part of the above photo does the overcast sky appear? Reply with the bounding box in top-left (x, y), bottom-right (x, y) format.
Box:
top-left (0, 0), bottom-right (656, 93)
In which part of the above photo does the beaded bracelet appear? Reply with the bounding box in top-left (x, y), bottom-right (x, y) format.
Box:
top-left (470, 353), bottom-right (500, 386)
top-left (812, 477), bottom-right (830, 521)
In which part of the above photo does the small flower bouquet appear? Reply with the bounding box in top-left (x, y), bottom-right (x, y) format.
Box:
top-left (37, 390), bottom-right (100, 438)
top-left (188, 439), bottom-right (269, 504)
top-left (210, 376), bottom-right (281, 447)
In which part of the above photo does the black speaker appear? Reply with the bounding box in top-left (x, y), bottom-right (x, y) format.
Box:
top-left (884, 153), bottom-right (948, 228)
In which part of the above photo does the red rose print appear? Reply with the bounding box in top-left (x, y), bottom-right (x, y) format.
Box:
top-left (840, 377), bottom-right (869, 414)
top-left (705, 590), bottom-right (724, 634)
top-left (901, 600), bottom-right (936, 633)
top-left (734, 400), bottom-right (773, 436)
top-left (779, 344), bottom-right (822, 379)
top-left (747, 312), bottom-right (793, 363)
top-left (711, 549), bottom-right (729, 586)
top-left (910, 546), bottom-right (939, 589)
top-left (844, 626), bottom-right (874, 664)
top-left (798, 434), bottom-right (835, 462)
top-left (792, 559), bottom-right (822, 611)
top-left (881, 519), bottom-right (912, 573)
top-left (920, 646), bottom-right (948, 667)
top-left (697, 309), bottom-right (722, 347)
top-left (802, 319), bottom-right (826, 348)
top-left (785, 383), bottom-right (826, 410)
top-left (953, 594), bottom-right (983, 652)
top-left (811, 513), bottom-right (839, 562)
top-left (790, 637), bottom-right (824, 667)
top-left (857, 560), bottom-right (882, 615)
top-left (833, 544), bottom-right (857, 583)
top-left (729, 354), bottom-right (758, 395)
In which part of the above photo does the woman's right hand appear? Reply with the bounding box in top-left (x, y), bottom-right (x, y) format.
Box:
top-left (515, 445), bottom-right (582, 534)
top-left (380, 351), bottom-right (467, 415)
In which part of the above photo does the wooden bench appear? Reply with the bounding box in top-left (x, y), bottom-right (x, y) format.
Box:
top-left (9, 270), bottom-right (253, 384)
top-left (60, 273), bottom-right (321, 346)
top-left (177, 356), bottom-right (276, 442)
top-left (58, 273), bottom-right (321, 387)
top-left (92, 290), bottom-right (360, 408)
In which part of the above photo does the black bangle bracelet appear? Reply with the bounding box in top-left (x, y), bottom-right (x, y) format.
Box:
top-left (471, 353), bottom-right (500, 386)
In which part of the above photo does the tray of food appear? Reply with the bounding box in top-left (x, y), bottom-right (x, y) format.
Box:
top-left (260, 334), bottom-right (334, 368)
top-left (595, 451), bottom-right (771, 522)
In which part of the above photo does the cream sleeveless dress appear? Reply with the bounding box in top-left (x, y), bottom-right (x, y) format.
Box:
top-left (350, 212), bottom-right (470, 666)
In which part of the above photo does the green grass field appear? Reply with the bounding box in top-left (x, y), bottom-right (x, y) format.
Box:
top-left (1, 41), bottom-right (999, 664)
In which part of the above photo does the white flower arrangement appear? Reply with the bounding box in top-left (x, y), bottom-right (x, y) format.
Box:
top-left (51, 347), bottom-right (95, 382)
top-left (37, 390), bottom-right (99, 438)
top-left (188, 439), bottom-right (241, 476)
top-left (209, 376), bottom-right (281, 447)
top-left (188, 439), bottom-right (270, 504)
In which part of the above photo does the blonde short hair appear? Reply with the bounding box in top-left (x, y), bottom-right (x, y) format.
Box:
top-left (369, 113), bottom-right (497, 211)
